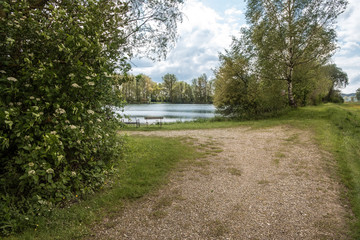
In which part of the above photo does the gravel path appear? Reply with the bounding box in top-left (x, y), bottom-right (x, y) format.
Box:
top-left (91, 126), bottom-right (350, 239)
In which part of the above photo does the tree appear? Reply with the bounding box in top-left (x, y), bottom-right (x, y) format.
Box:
top-left (323, 64), bottom-right (348, 102)
top-left (246, 0), bottom-right (348, 107)
top-left (356, 88), bottom-right (360, 101)
top-left (291, 61), bottom-right (333, 105)
top-left (192, 74), bottom-right (209, 103)
top-left (162, 73), bottom-right (178, 102)
top-left (214, 40), bottom-right (288, 118)
top-left (0, 0), bottom-right (183, 234)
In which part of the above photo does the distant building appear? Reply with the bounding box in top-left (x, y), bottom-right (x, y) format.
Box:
top-left (341, 93), bottom-right (359, 102)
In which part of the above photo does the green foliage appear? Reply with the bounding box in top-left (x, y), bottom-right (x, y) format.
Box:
top-left (214, 47), bottom-right (287, 118)
top-left (214, 0), bottom-right (348, 116)
top-left (172, 81), bottom-right (194, 103)
top-left (162, 73), bottom-right (178, 103)
top-left (120, 73), bottom-right (214, 104)
top-left (292, 62), bottom-right (333, 106)
top-left (0, 1), bottom-right (125, 234)
top-left (322, 64), bottom-right (348, 103)
top-left (0, 0), bottom-right (182, 235)
top-left (245, 0), bottom-right (348, 107)
top-left (120, 74), bottom-right (155, 103)
top-left (191, 74), bottom-right (214, 103)
top-left (356, 88), bottom-right (360, 101)
top-left (4, 135), bottom-right (200, 239)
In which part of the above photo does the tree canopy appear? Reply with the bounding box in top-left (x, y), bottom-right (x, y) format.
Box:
top-left (120, 73), bottom-right (214, 104)
top-left (245, 0), bottom-right (348, 107)
top-left (214, 0), bottom-right (348, 118)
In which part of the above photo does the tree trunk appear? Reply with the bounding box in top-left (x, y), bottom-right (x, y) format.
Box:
top-left (287, 79), bottom-right (296, 107)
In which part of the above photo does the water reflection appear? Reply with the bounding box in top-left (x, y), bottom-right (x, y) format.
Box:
top-left (116, 104), bottom-right (216, 123)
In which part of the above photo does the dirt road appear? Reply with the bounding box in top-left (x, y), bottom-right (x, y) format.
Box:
top-left (91, 126), bottom-right (350, 239)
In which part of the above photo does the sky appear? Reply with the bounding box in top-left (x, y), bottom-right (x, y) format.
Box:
top-left (131, 0), bottom-right (360, 94)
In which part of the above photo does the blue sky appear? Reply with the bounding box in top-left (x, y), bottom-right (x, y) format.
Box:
top-left (131, 0), bottom-right (360, 94)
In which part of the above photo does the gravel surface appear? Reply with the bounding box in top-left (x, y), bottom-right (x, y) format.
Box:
top-left (91, 126), bottom-right (350, 239)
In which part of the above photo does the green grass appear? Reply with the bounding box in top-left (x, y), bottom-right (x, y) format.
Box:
top-left (7, 103), bottom-right (360, 239)
top-left (6, 136), bottom-right (201, 240)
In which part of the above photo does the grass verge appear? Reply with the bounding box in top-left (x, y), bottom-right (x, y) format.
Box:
top-left (5, 136), bottom-right (201, 240)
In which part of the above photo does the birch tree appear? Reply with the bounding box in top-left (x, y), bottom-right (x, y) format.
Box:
top-left (246, 0), bottom-right (347, 107)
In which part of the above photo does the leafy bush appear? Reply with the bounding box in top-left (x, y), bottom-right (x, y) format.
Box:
top-left (0, 0), bottom-right (128, 235)
top-left (214, 52), bottom-right (288, 119)
top-left (0, 0), bottom-right (182, 234)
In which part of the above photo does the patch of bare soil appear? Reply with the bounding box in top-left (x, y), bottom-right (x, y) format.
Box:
top-left (90, 126), bottom-right (350, 239)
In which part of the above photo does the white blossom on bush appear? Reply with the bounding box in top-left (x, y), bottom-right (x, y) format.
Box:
top-left (71, 171), bottom-right (76, 177)
top-left (87, 109), bottom-right (94, 114)
top-left (50, 131), bottom-right (57, 135)
top-left (71, 83), bottom-right (81, 88)
top-left (29, 96), bottom-right (35, 100)
top-left (88, 81), bottom-right (95, 86)
top-left (55, 108), bottom-right (66, 114)
top-left (28, 170), bottom-right (36, 175)
top-left (85, 76), bottom-right (91, 80)
top-left (46, 168), bottom-right (54, 174)
top-left (7, 77), bottom-right (17, 82)
top-left (28, 162), bottom-right (34, 167)
top-left (69, 125), bottom-right (77, 129)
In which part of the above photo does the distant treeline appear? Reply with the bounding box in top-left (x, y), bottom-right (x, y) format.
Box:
top-left (119, 73), bottom-right (214, 104)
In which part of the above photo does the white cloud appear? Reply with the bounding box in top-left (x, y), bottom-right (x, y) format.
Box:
top-left (131, 0), bottom-right (244, 83)
top-left (225, 8), bottom-right (243, 16)
top-left (337, 0), bottom-right (360, 43)
top-left (335, 0), bottom-right (360, 93)
top-left (131, 0), bottom-right (359, 93)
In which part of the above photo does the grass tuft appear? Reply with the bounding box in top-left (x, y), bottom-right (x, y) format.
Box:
top-left (227, 168), bottom-right (242, 176)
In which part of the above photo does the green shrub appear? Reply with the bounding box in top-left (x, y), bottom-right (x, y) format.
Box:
top-left (0, 0), bottom-right (182, 235)
top-left (0, 0), bottom-right (126, 235)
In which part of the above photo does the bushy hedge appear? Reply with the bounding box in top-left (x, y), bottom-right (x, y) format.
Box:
top-left (0, 0), bottom-right (126, 234)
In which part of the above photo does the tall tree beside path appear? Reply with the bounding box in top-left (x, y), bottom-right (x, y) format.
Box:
top-left (245, 0), bottom-right (348, 107)
top-left (0, 0), bottom-right (183, 235)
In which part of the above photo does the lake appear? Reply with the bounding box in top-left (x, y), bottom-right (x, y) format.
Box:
top-left (116, 104), bottom-right (217, 124)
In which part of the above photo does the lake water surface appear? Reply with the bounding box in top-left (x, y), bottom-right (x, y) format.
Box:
top-left (117, 104), bottom-right (216, 123)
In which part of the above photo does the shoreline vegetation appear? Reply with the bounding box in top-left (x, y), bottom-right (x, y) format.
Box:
top-left (119, 73), bottom-right (215, 105)
top-left (6, 103), bottom-right (360, 239)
